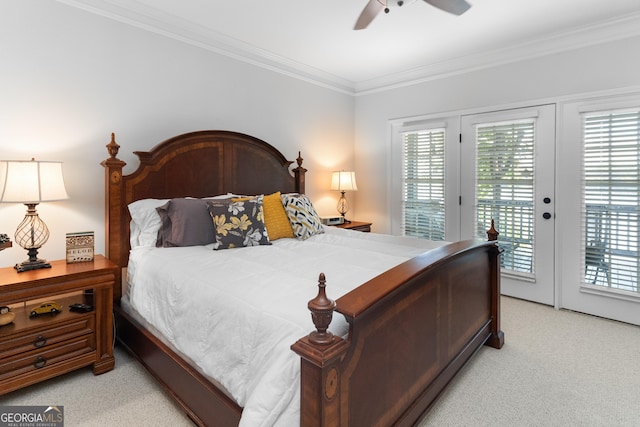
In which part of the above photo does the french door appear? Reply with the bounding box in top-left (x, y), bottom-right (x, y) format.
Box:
top-left (460, 105), bottom-right (556, 305)
top-left (393, 96), bottom-right (640, 324)
top-left (557, 95), bottom-right (640, 325)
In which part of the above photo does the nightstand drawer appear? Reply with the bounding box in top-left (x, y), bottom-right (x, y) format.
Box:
top-left (0, 315), bottom-right (94, 359)
top-left (0, 335), bottom-right (95, 379)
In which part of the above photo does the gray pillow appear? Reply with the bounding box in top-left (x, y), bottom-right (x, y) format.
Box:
top-left (156, 198), bottom-right (216, 247)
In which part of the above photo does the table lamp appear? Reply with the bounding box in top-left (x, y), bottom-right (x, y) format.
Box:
top-left (0, 159), bottom-right (69, 272)
top-left (330, 171), bottom-right (357, 222)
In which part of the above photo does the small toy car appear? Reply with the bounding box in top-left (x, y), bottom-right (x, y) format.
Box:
top-left (30, 302), bottom-right (62, 317)
top-left (69, 303), bottom-right (93, 313)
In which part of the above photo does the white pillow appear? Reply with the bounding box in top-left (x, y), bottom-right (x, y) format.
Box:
top-left (128, 199), bottom-right (168, 248)
top-left (204, 194), bottom-right (242, 199)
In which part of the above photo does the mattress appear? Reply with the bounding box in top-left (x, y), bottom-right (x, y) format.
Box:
top-left (124, 226), bottom-right (445, 426)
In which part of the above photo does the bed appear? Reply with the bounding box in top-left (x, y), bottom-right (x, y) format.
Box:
top-left (101, 130), bottom-right (504, 426)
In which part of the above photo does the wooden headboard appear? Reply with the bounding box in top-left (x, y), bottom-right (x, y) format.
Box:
top-left (101, 130), bottom-right (307, 300)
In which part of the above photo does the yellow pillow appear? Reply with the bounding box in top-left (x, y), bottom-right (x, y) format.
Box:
top-left (233, 192), bottom-right (294, 240)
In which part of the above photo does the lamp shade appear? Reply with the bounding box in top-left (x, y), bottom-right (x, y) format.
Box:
top-left (0, 159), bottom-right (69, 204)
top-left (330, 171), bottom-right (358, 191)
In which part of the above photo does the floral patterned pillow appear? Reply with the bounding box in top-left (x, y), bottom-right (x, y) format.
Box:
top-left (206, 196), bottom-right (271, 250)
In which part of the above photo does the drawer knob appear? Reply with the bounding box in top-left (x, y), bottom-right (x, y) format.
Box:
top-left (34, 356), bottom-right (47, 369)
top-left (33, 335), bottom-right (47, 348)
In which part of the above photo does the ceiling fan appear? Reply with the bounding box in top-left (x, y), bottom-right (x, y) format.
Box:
top-left (354, 0), bottom-right (471, 30)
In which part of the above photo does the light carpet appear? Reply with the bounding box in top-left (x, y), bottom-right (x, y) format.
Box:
top-left (1, 297), bottom-right (638, 426)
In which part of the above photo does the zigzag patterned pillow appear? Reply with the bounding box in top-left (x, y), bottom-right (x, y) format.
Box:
top-left (280, 193), bottom-right (324, 240)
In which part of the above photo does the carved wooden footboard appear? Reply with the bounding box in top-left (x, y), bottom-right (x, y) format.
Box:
top-left (293, 236), bottom-right (503, 426)
top-left (103, 131), bottom-right (503, 426)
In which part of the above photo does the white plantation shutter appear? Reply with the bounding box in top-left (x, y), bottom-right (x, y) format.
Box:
top-left (582, 109), bottom-right (640, 291)
top-left (402, 129), bottom-right (446, 240)
top-left (475, 120), bottom-right (535, 274)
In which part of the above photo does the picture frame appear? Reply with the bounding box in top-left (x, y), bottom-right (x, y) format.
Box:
top-left (66, 231), bottom-right (94, 263)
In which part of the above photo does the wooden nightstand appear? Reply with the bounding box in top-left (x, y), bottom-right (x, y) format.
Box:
top-left (334, 221), bottom-right (372, 232)
top-left (0, 255), bottom-right (117, 395)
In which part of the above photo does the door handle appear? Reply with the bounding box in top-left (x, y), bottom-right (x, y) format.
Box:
top-left (543, 197), bottom-right (552, 219)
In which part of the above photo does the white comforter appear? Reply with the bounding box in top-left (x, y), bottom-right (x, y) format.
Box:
top-left (126, 226), bottom-right (445, 426)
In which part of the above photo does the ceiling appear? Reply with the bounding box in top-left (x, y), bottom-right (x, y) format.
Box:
top-left (62, 0), bottom-right (640, 94)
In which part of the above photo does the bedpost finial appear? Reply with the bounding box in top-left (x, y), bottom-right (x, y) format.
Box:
top-left (308, 273), bottom-right (336, 345)
top-left (487, 219), bottom-right (499, 241)
top-left (292, 151), bottom-right (307, 194)
top-left (106, 132), bottom-right (120, 159)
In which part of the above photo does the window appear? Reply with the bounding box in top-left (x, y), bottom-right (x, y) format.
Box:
top-left (402, 128), bottom-right (446, 240)
top-left (475, 120), bottom-right (535, 274)
top-left (582, 109), bottom-right (640, 292)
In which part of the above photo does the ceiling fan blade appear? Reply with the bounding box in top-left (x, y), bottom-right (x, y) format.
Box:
top-left (354, 0), bottom-right (386, 30)
top-left (423, 0), bottom-right (471, 15)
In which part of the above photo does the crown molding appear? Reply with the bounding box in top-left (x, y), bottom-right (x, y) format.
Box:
top-left (56, 0), bottom-right (356, 95)
top-left (355, 12), bottom-right (640, 95)
top-left (57, 1), bottom-right (640, 97)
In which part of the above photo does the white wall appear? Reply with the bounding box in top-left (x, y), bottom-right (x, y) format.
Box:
top-left (0, 1), bottom-right (354, 267)
top-left (354, 36), bottom-right (640, 233)
top-left (2, 3), bottom-right (638, 269)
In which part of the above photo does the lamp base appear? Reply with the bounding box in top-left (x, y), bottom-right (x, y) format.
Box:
top-left (14, 211), bottom-right (52, 273)
top-left (336, 191), bottom-right (351, 223)
top-left (15, 258), bottom-right (52, 272)
top-left (15, 248), bottom-right (51, 272)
